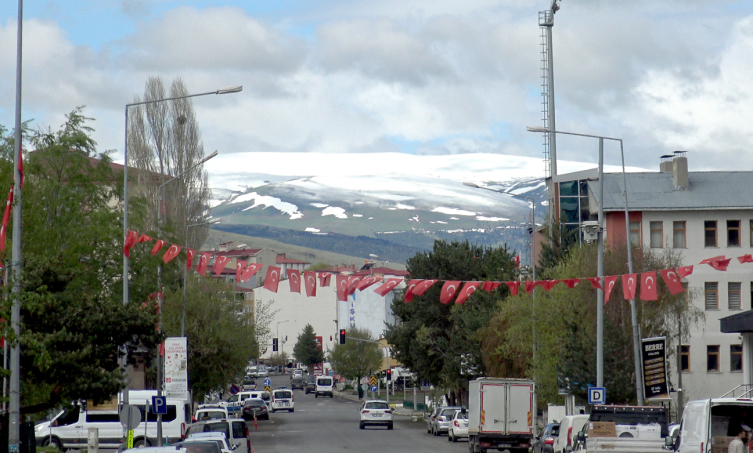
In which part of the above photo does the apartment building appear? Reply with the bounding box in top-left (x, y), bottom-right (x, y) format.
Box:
top-left (555, 153), bottom-right (753, 403)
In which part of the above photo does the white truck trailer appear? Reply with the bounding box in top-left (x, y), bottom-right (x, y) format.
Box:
top-left (468, 378), bottom-right (536, 453)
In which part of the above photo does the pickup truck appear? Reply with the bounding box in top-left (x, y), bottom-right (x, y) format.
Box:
top-left (574, 405), bottom-right (668, 453)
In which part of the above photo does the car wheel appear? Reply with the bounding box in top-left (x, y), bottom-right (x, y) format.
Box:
top-left (290, 409), bottom-right (294, 412)
top-left (330, 394), bottom-right (333, 398)
top-left (360, 422), bottom-right (365, 429)
top-left (388, 423), bottom-right (393, 430)
top-left (448, 433), bottom-right (453, 442)
top-left (452, 434), bottom-right (458, 443)
top-left (434, 426), bottom-right (439, 436)
top-left (42, 437), bottom-right (62, 451)
top-left (315, 394), bottom-right (318, 398)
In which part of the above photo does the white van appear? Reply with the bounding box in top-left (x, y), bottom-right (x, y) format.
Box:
top-left (270, 388), bottom-right (295, 412)
top-left (34, 390), bottom-right (191, 449)
top-left (553, 414), bottom-right (589, 453)
top-left (315, 376), bottom-right (334, 398)
top-left (671, 397), bottom-right (753, 453)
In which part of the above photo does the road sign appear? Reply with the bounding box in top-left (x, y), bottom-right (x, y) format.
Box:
top-left (369, 375), bottom-right (377, 386)
top-left (230, 385), bottom-right (240, 395)
top-left (588, 387), bottom-right (606, 404)
top-left (264, 386), bottom-right (271, 392)
top-left (370, 385), bottom-right (377, 393)
top-left (119, 405), bottom-right (141, 430)
top-left (361, 383), bottom-right (368, 391)
top-left (264, 378), bottom-right (271, 387)
top-left (151, 396), bottom-right (167, 414)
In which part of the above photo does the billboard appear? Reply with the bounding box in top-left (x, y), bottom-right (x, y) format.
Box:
top-left (164, 337), bottom-right (188, 400)
top-left (641, 336), bottom-right (669, 400)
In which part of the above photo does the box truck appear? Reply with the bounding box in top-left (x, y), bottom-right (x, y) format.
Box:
top-left (468, 378), bottom-right (536, 453)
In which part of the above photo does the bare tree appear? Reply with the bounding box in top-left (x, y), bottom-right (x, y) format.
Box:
top-left (128, 76), bottom-right (212, 249)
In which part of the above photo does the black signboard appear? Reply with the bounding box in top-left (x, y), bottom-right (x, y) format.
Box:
top-left (641, 336), bottom-right (669, 399)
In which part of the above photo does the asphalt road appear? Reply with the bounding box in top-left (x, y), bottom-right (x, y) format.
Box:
top-left (249, 373), bottom-right (468, 453)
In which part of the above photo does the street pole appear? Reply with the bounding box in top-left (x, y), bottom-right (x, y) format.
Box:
top-left (596, 138), bottom-right (604, 388)
top-left (9, 1), bottom-right (23, 450)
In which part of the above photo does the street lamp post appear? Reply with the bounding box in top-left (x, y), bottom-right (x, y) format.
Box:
top-left (121, 86), bottom-right (240, 443)
top-left (276, 320), bottom-right (290, 358)
top-left (526, 126), bottom-right (642, 404)
top-left (463, 183), bottom-right (537, 374)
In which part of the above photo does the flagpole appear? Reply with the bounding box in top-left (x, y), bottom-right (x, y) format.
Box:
top-left (9, 0), bottom-right (24, 450)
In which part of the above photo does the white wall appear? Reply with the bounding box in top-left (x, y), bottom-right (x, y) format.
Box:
top-left (337, 284), bottom-right (397, 340)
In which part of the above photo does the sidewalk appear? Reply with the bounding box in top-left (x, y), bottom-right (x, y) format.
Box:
top-left (333, 389), bottom-right (425, 418)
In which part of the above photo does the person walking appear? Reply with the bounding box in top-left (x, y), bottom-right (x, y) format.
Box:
top-left (728, 424), bottom-right (750, 453)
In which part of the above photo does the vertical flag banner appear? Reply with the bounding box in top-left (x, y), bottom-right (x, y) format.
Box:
top-left (162, 244), bottom-right (181, 264)
top-left (640, 271), bottom-right (658, 301)
top-left (288, 269), bottom-right (301, 293)
top-left (336, 275), bottom-right (349, 302)
top-left (641, 336), bottom-right (669, 400)
top-left (263, 266), bottom-right (281, 292)
top-left (185, 249), bottom-right (196, 269)
top-left (304, 271), bottom-right (317, 297)
top-left (622, 273), bottom-right (637, 300)
top-left (196, 252), bottom-right (210, 276)
top-left (213, 255), bottom-right (230, 276)
top-left (440, 281), bottom-right (461, 304)
top-left (164, 337), bottom-right (189, 400)
top-left (240, 263), bottom-right (263, 283)
top-left (151, 239), bottom-right (166, 256)
top-left (659, 269), bottom-right (684, 295)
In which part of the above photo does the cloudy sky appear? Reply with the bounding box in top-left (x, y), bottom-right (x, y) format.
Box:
top-left (0, 0), bottom-right (751, 184)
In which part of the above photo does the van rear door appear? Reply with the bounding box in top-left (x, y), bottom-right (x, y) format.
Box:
top-left (678, 399), bottom-right (710, 453)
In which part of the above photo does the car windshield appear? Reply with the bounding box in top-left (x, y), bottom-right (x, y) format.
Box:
top-left (365, 402), bottom-right (389, 410)
top-left (175, 441), bottom-right (221, 453)
top-left (455, 412), bottom-right (468, 420)
top-left (198, 411), bottom-right (225, 420)
top-left (245, 399), bottom-right (265, 407)
top-left (550, 425), bottom-right (560, 436)
top-left (441, 409), bottom-right (457, 417)
top-left (275, 391), bottom-right (292, 399)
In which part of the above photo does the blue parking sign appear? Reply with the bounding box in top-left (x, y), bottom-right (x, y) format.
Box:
top-left (588, 387), bottom-right (606, 404)
top-left (152, 395), bottom-right (167, 414)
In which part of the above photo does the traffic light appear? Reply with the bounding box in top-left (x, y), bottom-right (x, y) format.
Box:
top-left (386, 369), bottom-right (392, 381)
top-left (273, 338), bottom-right (278, 352)
top-left (339, 329), bottom-right (346, 344)
top-left (330, 335), bottom-right (333, 341)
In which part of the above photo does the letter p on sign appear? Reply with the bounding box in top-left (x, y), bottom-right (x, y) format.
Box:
top-left (588, 387), bottom-right (606, 405)
top-left (152, 395), bottom-right (167, 414)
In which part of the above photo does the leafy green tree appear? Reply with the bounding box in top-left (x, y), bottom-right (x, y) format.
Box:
top-left (293, 324), bottom-right (324, 368)
top-left (162, 276), bottom-right (256, 402)
top-left (328, 328), bottom-right (383, 389)
top-left (385, 240), bottom-right (517, 406)
top-left (2, 108), bottom-right (163, 414)
top-left (268, 352), bottom-right (289, 367)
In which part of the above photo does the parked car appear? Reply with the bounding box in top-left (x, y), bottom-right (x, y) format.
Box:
top-left (533, 422), bottom-right (560, 453)
top-left (184, 419), bottom-right (250, 453)
top-left (553, 415), bottom-right (588, 453)
top-left (427, 407), bottom-right (442, 434)
top-left (359, 400), bottom-right (393, 430)
top-left (448, 409), bottom-right (469, 442)
top-left (304, 376), bottom-right (316, 394)
top-left (194, 407), bottom-right (229, 422)
top-left (174, 439), bottom-right (226, 453)
top-left (242, 398), bottom-right (269, 421)
top-left (432, 406), bottom-right (462, 436)
top-left (184, 432), bottom-right (234, 452)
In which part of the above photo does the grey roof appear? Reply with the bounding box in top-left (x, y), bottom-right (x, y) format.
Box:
top-left (586, 171), bottom-right (753, 212)
top-left (721, 310), bottom-right (753, 334)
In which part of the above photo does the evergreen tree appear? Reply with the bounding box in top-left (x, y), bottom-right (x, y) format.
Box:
top-left (292, 324), bottom-right (325, 368)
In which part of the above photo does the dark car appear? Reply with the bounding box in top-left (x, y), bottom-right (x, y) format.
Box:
top-left (304, 376), bottom-right (316, 394)
top-left (242, 398), bottom-right (270, 421)
top-left (291, 376), bottom-right (305, 390)
top-left (533, 422), bottom-right (560, 453)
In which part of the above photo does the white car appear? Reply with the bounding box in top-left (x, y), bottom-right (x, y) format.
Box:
top-left (270, 388), bottom-right (295, 412)
top-left (448, 410), bottom-right (469, 442)
top-left (359, 400), bottom-right (393, 430)
top-left (182, 432), bottom-right (234, 453)
top-left (194, 406), bottom-right (229, 421)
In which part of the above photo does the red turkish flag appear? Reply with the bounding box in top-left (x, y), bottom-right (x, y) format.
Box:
top-left (524, 281), bottom-right (538, 295)
top-left (738, 254), bottom-right (753, 264)
top-left (185, 249), bottom-right (196, 269)
top-left (288, 269), bottom-right (301, 293)
top-left (0, 186), bottom-right (12, 251)
top-left (404, 279), bottom-right (422, 303)
top-left (677, 266), bottom-right (693, 278)
top-left (213, 256), bottom-right (230, 276)
top-left (236, 260), bottom-right (247, 282)
top-left (660, 269), bottom-right (685, 295)
top-left (440, 281), bottom-right (462, 304)
top-left (196, 252), bottom-right (211, 276)
top-left (482, 281), bottom-right (501, 292)
top-left (413, 279), bottom-right (438, 296)
top-left (455, 282), bottom-right (481, 305)
top-left (356, 276), bottom-right (383, 291)
top-left (240, 263), bottom-right (263, 283)
top-left (263, 266), bottom-right (282, 293)
top-left (585, 277), bottom-right (603, 290)
top-left (622, 274), bottom-right (638, 300)
top-left (336, 275), bottom-right (349, 301)
top-left (604, 276), bottom-right (618, 302)
top-left (562, 278), bottom-right (581, 288)
top-left (505, 281), bottom-right (520, 296)
top-left (710, 258), bottom-right (732, 271)
top-left (514, 255), bottom-right (520, 268)
top-left (304, 271), bottom-right (317, 297)
top-left (151, 239), bottom-right (166, 256)
top-left (347, 276), bottom-right (362, 295)
top-left (374, 278), bottom-right (402, 296)
top-left (123, 229), bottom-right (138, 258)
top-left (539, 280), bottom-right (559, 292)
top-left (136, 233), bottom-right (152, 243)
top-left (640, 271), bottom-right (658, 301)
top-left (700, 255), bottom-right (725, 266)
top-left (319, 272), bottom-right (332, 287)
top-left (162, 244), bottom-right (182, 264)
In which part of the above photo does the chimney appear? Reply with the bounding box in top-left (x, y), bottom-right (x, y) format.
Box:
top-left (660, 155), bottom-right (674, 173)
top-left (672, 151), bottom-right (689, 189)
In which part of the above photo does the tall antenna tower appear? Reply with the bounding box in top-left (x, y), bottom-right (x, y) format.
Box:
top-left (538, 0), bottom-right (561, 179)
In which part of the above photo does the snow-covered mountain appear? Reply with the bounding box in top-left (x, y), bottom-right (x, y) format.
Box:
top-left (206, 152), bottom-right (633, 262)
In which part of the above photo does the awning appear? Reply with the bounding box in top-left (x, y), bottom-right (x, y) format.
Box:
top-left (720, 310), bottom-right (753, 333)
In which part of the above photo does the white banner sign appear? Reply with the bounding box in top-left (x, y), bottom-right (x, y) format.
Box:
top-left (164, 337), bottom-right (188, 400)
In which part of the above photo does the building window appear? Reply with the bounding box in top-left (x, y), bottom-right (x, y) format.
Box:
top-left (629, 221), bottom-right (641, 247)
top-left (729, 282), bottom-right (742, 310)
top-left (707, 345), bottom-right (720, 372)
top-left (705, 221), bottom-right (717, 247)
top-left (728, 220), bottom-right (741, 247)
top-left (681, 345), bottom-right (690, 372)
top-left (705, 282), bottom-right (719, 310)
top-left (650, 221), bottom-right (663, 248)
top-left (731, 345), bottom-right (743, 372)
top-left (673, 221), bottom-right (686, 248)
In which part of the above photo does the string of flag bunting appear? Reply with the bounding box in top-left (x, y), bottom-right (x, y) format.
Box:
top-left (122, 229), bottom-right (752, 305)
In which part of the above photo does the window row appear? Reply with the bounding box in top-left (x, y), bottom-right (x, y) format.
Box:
top-left (639, 220), bottom-right (753, 249)
top-left (680, 344), bottom-right (742, 372)
top-left (704, 282), bottom-right (751, 310)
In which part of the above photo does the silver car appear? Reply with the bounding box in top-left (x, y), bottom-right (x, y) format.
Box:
top-left (432, 406), bottom-right (462, 436)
